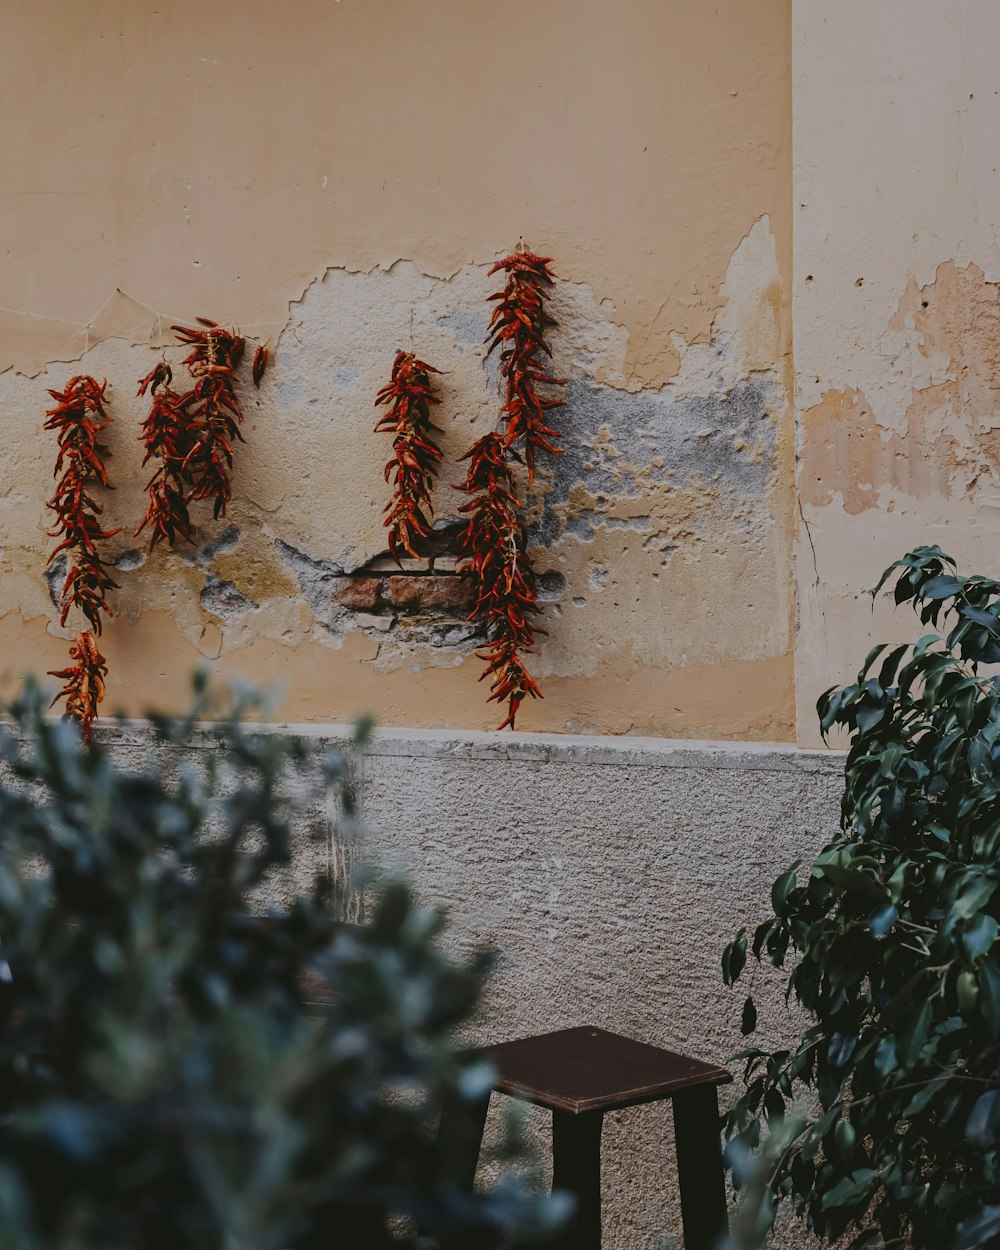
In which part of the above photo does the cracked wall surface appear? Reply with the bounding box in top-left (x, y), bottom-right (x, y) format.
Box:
top-left (0, 0), bottom-right (794, 739)
top-left (0, 229), bottom-right (794, 737)
top-left (794, 0), bottom-right (1000, 746)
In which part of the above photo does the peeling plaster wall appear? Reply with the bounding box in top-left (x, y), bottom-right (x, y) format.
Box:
top-left (0, 1), bottom-right (793, 740)
top-left (793, 0), bottom-right (1000, 745)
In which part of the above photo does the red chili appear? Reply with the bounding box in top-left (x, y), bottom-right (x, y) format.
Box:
top-left (485, 248), bottom-right (565, 482)
top-left (44, 375), bottom-right (121, 634)
top-left (252, 344), bottom-right (268, 386)
top-left (456, 245), bottom-right (566, 729)
top-left (47, 630), bottom-right (107, 743)
top-left (374, 351), bottom-right (443, 564)
top-left (137, 319), bottom-right (255, 548)
top-left (456, 432), bottom-right (543, 730)
top-left (44, 376), bottom-right (120, 738)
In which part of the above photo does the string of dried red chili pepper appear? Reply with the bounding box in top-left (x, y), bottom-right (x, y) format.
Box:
top-left (485, 248), bottom-right (564, 482)
top-left (136, 320), bottom-right (262, 551)
top-left (135, 361), bottom-right (196, 550)
top-left (456, 247), bottom-right (565, 730)
top-left (44, 375), bottom-right (121, 632)
top-left (47, 630), bottom-right (108, 743)
top-left (169, 318), bottom-right (247, 521)
top-left (456, 432), bottom-right (543, 730)
top-left (43, 374), bottom-right (120, 739)
top-left (374, 351), bottom-right (443, 563)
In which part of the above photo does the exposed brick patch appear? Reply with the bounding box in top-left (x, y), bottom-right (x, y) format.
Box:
top-left (330, 575), bottom-right (382, 611)
top-left (386, 575), bottom-right (472, 612)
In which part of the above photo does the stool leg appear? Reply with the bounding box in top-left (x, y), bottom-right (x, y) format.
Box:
top-left (672, 1084), bottom-right (728, 1250)
top-left (437, 1090), bottom-right (491, 1193)
top-left (551, 1109), bottom-right (603, 1250)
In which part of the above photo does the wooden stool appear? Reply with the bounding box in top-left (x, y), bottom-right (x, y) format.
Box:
top-left (448, 1025), bottom-right (732, 1250)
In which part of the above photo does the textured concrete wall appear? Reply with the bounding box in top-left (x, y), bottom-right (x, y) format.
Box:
top-left (793, 0), bottom-right (1000, 744)
top-left (355, 728), bottom-right (842, 1248)
top-left (0, 0), bottom-right (794, 742)
top-left (60, 721), bottom-right (841, 1249)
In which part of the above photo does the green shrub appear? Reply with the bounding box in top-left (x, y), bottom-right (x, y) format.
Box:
top-left (724, 547), bottom-right (1000, 1249)
top-left (0, 678), bottom-right (559, 1249)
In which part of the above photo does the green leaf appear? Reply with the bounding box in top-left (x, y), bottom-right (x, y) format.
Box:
top-left (827, 1032), bottom-right (857, 1069)
top-left (722, 932), bottom-right (748, 986)
top-left (817, 862), bottom-right (888, 902)
top-left (771, 869), bottom-right (798, 916)
top-left (980, 963), bottom-right (1000, 1036)
top-left (896, 997), bottom-right (932, 1067)
top-left (819, 1169), bottom-right (877, 1212)
top-left (874, 1035), bottom-right (897, 1077)
top-left (920, 574), bottom-right (965, 600)
top-left (741, 996), bottom-right (757, 1036)
top-left (962, 913), bottom-right (998, 961)
top-left (955, 1205), bottom-right (1000, 1250)
top-left (869, 903), bottom-right (898, 937)
top-left (855, 702), bottom-right (886, 734)
top-left (834, 1118), bottom-right (856, 1158)
top-left (952, 875), bottom-right (997, 921)
top-left (966, 1090), bottom-right (1000, 1150)
top-left (960, 604), bottom-right (1000, 633)
top-left (958, 970), bottom-right (980, 1012)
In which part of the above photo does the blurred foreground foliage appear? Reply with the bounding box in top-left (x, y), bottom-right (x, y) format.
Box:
top-left (0, 677), bottom-right (561, 1249)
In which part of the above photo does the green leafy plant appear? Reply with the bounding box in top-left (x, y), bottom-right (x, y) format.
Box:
top-left (723, 546), bottom-right (1000, 1250)
top-left (0, 678), bottom-right (560, 1249)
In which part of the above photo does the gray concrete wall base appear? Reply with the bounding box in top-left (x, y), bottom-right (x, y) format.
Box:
top-left (355, 727), bottom-right (842, 1249)
top-left (25, 722), bottom-right (846, 1247)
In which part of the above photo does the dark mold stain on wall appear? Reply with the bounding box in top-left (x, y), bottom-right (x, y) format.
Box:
top-left (531, 374), bottom-right (779, 546)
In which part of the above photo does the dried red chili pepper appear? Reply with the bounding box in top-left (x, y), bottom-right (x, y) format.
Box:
top-left (44, 375), bottom-right (121, 634)
top-left (44, 375), bottom-right (120, 739)
top-left (169, 319), bottom-right (248, 520)
top-left (374, 351), bottom-right (443, 564)
top-left (135, 360), bottom-right (197, 551)
top-left (485, 246), bottom-right (564, 482)
top-left (456, 433), bottom-right (543, 730)
top-left (455, 246), bottom-right (566, 729)
top-left (47, 630), bottom-right (107, 743)
top-left (136, 320), bottom-right (260, 550)
top-left (252, 345), bottom-right (268, 387)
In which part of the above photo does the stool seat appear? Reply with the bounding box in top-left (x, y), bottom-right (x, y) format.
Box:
top-left (441, 1025), bottom-right (732, 1250)
top-left (488, 1024), bottom-right (731, 1114)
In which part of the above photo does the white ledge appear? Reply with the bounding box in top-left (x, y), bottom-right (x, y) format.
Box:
top-left (25, 718), bottom-right (847, 775)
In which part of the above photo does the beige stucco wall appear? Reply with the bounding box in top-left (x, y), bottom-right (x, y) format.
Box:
top-left (793, 0), bottom-right (1000, 744)
top-left (9, 0), bottom-right (996, 746)
top-left (0, 0), bottom-right (794, 740)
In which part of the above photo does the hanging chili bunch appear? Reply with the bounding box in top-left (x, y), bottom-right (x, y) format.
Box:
top-left (135, 361), bottom-right (195, 550)
top-left (456, 246), bottom-right (565, 730)
top-left (485, 247), bottom-right (564, 481)
top-left (170, 318), bottom-right (247, 520)
top-left (457, 432), bottom-right (543, 729)
top-left (135, 319), bottom-right (262, 551)
top-left (43, 374), bottom-right (120, 740)
top-left (47, 631), bottom-right (108, 742)
top-left (44, 375), bottom-right (121, 631)
top-left (374, 351), bottom-right (443, 563)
